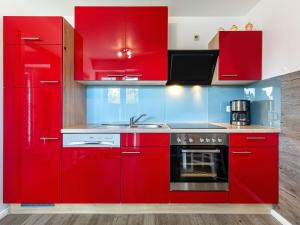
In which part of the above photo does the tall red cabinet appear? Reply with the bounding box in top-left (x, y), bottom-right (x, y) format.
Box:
top-left (74, 7), bottom-right (168, 83)
top-left (3, 17), bottom-right (76, 203)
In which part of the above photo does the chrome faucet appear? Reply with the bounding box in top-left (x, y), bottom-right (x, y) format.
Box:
top-left (130, 114), bottom-right (147, 127)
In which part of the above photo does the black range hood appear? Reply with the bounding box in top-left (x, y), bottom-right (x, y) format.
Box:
top-left (167, 50), bottom-right (219, 85)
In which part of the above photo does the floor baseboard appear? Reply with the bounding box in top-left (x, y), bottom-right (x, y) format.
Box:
top-left (271, 209), bottom-right (292, 225)
top-left (10, 204), bottom-right (272, 214)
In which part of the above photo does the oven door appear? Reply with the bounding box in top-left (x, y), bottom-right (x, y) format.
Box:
top-left (170, 145), bottom-right (228, 191)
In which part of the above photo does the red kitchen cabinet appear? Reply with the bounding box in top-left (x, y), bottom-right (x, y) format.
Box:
top-left (121, 147), bottom-right (169, 203)
top-left (75, 7), bottom-right (168, 82)
top-left (209, 31), bottom-right (262, 84)
top-left (18, 87), bottom-right (62, 203)
top-left (229, 133), bottom-right (278, 203)
top-left (124, 7), bottom-right (168, 81)
top-left (3, 16), bottom-right (63, 45)
top-left (62, 148), bottom-right (121, 203)
top-left (3, 16), bottom-right (68, 203)
top-left (122, 133), bottom-right (170, 148)
top-left (4, 44), bottom-right (62, 88)
top-left (74, 7), bottom-right (126, 81)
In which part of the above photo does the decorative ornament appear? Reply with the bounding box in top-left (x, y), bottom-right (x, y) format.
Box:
top-left (245, 22), bottom-right (254, 31)
top-left (230, 25), bottom-right (238, 31)
top-left (218, 27), bottom-right (225, 31)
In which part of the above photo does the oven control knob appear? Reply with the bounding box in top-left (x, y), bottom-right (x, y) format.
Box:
top-left (188, 138), bottom-right (194, 143)
top-left (199, 138), bottom-right (205, 143)
top-left (218, 138), bottom-right (223, 143)
top-left (206, 138), bottom-right (211, 143)
top-left (212, 138), bottom-right (216, 143)
top-left (177, 137), bottom-right (182, 143)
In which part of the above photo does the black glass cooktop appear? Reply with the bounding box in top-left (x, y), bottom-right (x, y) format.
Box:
top-left (167, 123), bottom-right (226, 129)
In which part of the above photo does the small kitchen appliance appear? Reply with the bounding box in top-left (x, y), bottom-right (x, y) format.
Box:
top-left (230, 100), bottom-right (251, 126)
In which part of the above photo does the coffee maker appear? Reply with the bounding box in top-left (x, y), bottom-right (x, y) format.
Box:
top-left (230, 100), bottom-right (251, 126)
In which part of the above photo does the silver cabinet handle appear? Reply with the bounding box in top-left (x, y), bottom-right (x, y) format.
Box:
top-left (40, 80), bottom-right (60, 84)
top-left (125, 74), bottom-right (143, 77)
top-left (182, 149), bottom-right (220, 153)
top-left (40, 137), bottom-right (59, 140)
top-left (21, 37), bottom-right (41, 41)
top-left (106, 75), bottom-right (125, 77)
top-left (232, 151), bottom-right (252, 154)
top-left (122, 151), bottom-right (141, 154)
top-left (221, 74), bottom-right (239, 77)
top-left (246, 137), bottom-right (266, 140)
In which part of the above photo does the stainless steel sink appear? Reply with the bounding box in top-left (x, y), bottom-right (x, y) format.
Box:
top-left (98, 124), bottom-right (130, 128)
top-left (130, 124), bottom-right (164, 129)
top-left (97, 123), bottom-right (164, 129)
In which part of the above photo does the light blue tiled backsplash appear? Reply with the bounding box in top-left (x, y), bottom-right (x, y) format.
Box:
top-left (87, 79), bottom-right (281, 127)
top-left (87, 85), bottom-right (246, 124)
top-left (244, 77), bottom-right (281, 128)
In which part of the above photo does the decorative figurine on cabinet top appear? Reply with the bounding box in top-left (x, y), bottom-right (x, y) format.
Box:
top-left (245, 22), bottom-right (254, 31)
top-left (230, 25), bottom-right (238, 31)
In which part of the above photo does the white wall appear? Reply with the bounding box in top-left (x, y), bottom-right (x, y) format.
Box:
top-left (245, 0), bottom-right (300, 79)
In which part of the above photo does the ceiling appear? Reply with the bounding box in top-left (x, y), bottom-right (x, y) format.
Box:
top-left (75, 0), bottom-right (261, 16)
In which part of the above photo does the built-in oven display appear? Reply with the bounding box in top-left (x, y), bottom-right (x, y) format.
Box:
top-left (170, 145), bottom-right (228, 191)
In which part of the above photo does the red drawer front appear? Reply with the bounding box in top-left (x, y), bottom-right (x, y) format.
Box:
top-left (121, 133), bottom-right (170, 147)
top-left (230, 133), bottom-right (278, 147)
top-left (3, 16), bottom-right (63, 45)
top-left (169, 192), bottom-right (229, 203)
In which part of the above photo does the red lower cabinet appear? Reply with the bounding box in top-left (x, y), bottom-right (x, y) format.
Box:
top-left (169, 192), bottom-right (229, 203)
top-left (121, 147), bottom-right (169, 203)
top-left (21, 145), bottom-right (61, 203)
top-left (229, 147), bottom-right (278, 203)
top-left (62, 148), bottom-right (121, 203)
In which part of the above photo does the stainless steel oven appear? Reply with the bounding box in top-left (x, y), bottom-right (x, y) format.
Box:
top-left (170, 133), bottom-right (228, 191)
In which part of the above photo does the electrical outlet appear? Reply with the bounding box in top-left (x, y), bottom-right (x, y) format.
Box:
top-left (226, 105), bottom-right (231, 112)
top-left (194, 34), bottom-right (200, 41)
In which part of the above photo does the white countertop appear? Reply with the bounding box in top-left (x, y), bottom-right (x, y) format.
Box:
top-left (61, 123), bottom-right (280, 134)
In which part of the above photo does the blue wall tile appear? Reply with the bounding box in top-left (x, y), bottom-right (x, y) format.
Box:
top-left (244, 78), bottom-right (281, 128)
top-left (86, 85), bottom-right (246, 124)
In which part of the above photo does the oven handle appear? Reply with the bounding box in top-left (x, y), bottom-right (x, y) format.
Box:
top-left (181, 149), bottom-right (221, 153)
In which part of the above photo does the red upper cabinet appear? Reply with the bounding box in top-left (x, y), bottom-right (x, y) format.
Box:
top-left (229, 133), bottom-right (278, 204)
top-left (62, 147), bottom-right (121, 203)
top-left (125, 7), bottom-right (168, 81)
top-left (75, 7), bottom-right (127, 81)
top-left (74, 7), bottom-right (168, 83)
top-left (209, 31), bottom-right (262, 84)
top-left (3, 17), bottom-right (62, 45)
top-left (4, 44), bottom-right (62, 88)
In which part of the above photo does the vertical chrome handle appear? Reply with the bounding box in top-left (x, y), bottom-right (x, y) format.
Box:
top-left (21, 37), bottom-right (41, 41)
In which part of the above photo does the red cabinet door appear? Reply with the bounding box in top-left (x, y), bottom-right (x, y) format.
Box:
top-left (121, 147), bottom-right (169, 203)
top-left (229, 147), bottom-right (278, 203)
top-left (219, 31), bottom-right (262, 81)
top-left (4, 44), bottom-right (62, 88)
top-left (3, 16), bottom-right (62, 45)
top-left (18, 87), bottom-right (62, 203)
top-left (75, 7), bottom-right (127, 81)
top-left (62, 147), bottom-right (121, 203)
top-left (125, 7), bottom-right (168, 81)
top-left (3, 88), bottom-right (22, 203)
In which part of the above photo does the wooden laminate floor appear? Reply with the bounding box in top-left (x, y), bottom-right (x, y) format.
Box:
top-left (0, 214), bottom-right (280, 225)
